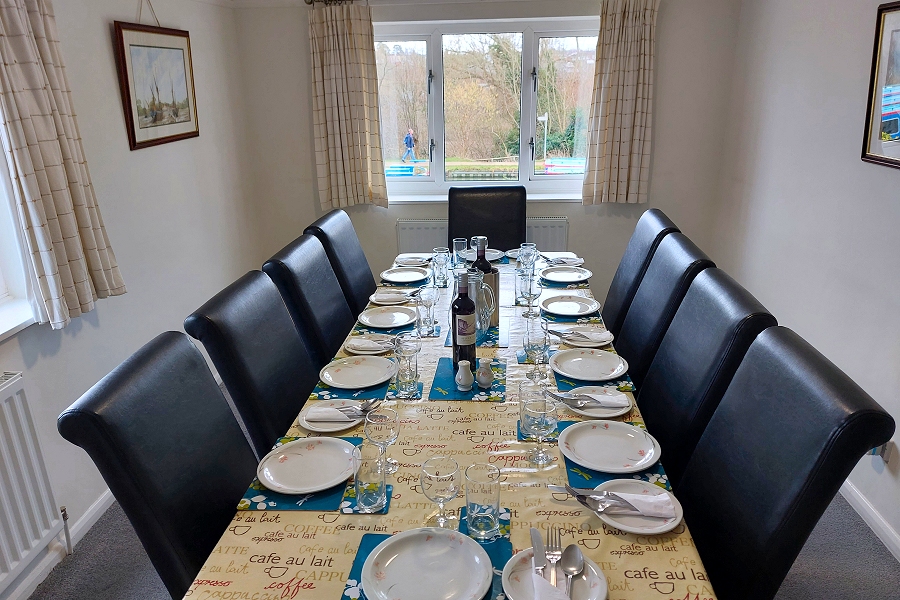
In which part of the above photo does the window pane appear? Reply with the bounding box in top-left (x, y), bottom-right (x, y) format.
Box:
top-left (534, 36), bottom-right (597, 176)
top-left (375, 41), bottom-right (430, 177)
top-left (443, 33), bottom-right (522, 182)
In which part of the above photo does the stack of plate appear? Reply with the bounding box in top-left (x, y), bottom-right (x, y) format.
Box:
top-left (549, 349), bottom-right (628, 382)
top-left (256, 438), bottom-right (356, 494)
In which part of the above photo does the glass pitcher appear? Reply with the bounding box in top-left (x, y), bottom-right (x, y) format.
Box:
top-left (467, 269), bottom-right (495, 343)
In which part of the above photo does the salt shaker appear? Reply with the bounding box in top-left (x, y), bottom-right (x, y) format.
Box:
top-left (455, 360), bottom-right (475, 391)
top-left (475, 358), bottom-right (494, 389)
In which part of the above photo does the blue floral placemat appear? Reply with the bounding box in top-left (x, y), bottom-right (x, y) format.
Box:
top-left (553, 369), bottom-right (636, 393)
top-left (385, 381), bottom-right (424, 401)
top-left (310, 379), bottom-right (390, 401)
top-left (459, 506), bottom-right (513, 600)
top-left (540, 279), bottom-right (591, 289)
top-left (542, 311), bottom-right (603, 324)
top-left (444, 325), bottom-right (500, 347)
top-left (515, 348), bottom-right (558, 364)
top-left (380, 277), bottom-right (433, 288)
top-left (341, 533), bottom-right (391, 600)
top-left (558, 421), bottom-right (671, 491)
top-left (340, 485), bottom-right (394, 515)
top-left (427, 357), bottom-right (506, 401)
top-left (351, 322), bottom-right (417, 337)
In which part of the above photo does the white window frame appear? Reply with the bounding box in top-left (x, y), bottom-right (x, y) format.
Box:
top-left (0, 152), bottom-right (38, 341)
top-left (374, 16), bottom-right (600, 203)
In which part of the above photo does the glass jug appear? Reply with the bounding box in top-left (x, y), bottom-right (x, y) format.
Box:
top-left (467, 269), bottom-right (496, 343)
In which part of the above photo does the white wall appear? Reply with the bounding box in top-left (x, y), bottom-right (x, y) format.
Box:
top-left (0, 0), bottom-right (255, 543)
top-left (711, 0), bottom-right (900, 552)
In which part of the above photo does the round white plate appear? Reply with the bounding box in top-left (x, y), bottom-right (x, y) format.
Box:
top-left (592, 479), bottom-right (683, 535)
top-left (506, 248), bottom-right (520, 259)
top-left (297, 400), bottom-right (363, 433)
top-left (319, 356), bottom-right (396, 389)
top-left (540, 295), bottom-right (601, 317)
top-left (358, 306), bottom-right (418, 329)
top-left (394, 256), bottom-right (430, 267)
top-left (362, 528), bottom-right (493, 600)
top-left (557, 326), bottom-right (614, 349)
top-left (344, 333), bottom-right (394, 355)
top-left (563, 386), bottom-right (633, 419)
top-left (380, 267), bottom-right (430, 284)
top-left (540, 266), bottom-right (593, 284)
top-left (462, 248), bottom-right (505, 262)
top-left (558, 420), bottom-right (661, 474)
top-left (369, 291), bottom-right (411, 306)
top-left (550, 349), bottom-right (628, 382)
top-left (257, 438), bottom-right (355, 494)
top-left (501, 547), bottom-right (607, 600)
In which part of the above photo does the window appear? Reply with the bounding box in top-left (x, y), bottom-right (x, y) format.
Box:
top-left (374, 18), bottom-right (599, 200)
top-left (0, 154), bottom-right (37, 340)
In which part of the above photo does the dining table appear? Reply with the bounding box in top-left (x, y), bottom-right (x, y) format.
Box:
top-left (184, 252), bottom-right (718, 600)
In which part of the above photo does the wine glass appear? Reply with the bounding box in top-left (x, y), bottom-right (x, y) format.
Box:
top-left (365, 407), bottom-right (400, 474)
top-left (519, 270), bottom-right (542, 318)
top-left (431, 247), bottom-right (450, 287)
top-left (417, 284), bottom-right (441, 336)
top-left (523, 317), bottom-right (550, 382)
top-left (519, 242), bottom-right (538, 270)
top-left (521, 398), bottom-right (558, 466)
top-left (420, 456), bottom-right (461, 529)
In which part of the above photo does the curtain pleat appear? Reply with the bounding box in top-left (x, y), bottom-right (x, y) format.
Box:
top-left (582, 0), bottom-right (660, 205)
top-left (309, 4), bottom-right (387, 210)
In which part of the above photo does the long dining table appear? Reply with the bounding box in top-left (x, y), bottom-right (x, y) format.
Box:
top-left (184, 253), bottom-right (717, 600)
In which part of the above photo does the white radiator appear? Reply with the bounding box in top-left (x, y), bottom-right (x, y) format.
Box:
top-left (396, 217), bottom-right (568, 253)
top-left (0, 372), bottom-right (62, 596)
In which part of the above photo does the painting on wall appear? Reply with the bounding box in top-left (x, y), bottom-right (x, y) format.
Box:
top-left (863, 2), bottom-right (900, 168)
top-left (114, 22), bottom-right (199, 150)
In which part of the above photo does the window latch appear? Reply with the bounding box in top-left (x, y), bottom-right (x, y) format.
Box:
top-left (531, 67), bottom-right (537, 92)
top-left (430, 138), bottom-right (435, 162)
top-left (529, 137), bottom-right (535, 160)
top-left (427, 70), bottom-right (434, 94)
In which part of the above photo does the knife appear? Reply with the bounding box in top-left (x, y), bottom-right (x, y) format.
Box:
top-left (530, 527), bottom-right (547, 579)
top-left (548, 485), bottom-right (641, 512)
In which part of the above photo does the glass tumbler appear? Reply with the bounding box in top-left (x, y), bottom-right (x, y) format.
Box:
top-left (432, 247), bottom-right (450, 287)
top-left (465, 463), bottom-right (501, 539)
top-left (452, 238), bottom-right (468, 268)
top-left (393, 332), bottom-right (422, 399)
top-left (353, 442), bottom-right (386, 513)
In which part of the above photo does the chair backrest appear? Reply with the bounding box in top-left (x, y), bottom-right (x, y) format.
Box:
top-left (184, 271), bottom-right (320, 457)
top-left (263, 234), bottom-right (356, 365)
top-left (615, 232), bottom-right (714, 388)
top-left (677, 327), bottom-right (895, 600)
top-left (447, 186), bottom-right (527, 251)
top-left (57, 332), bottom-right (257, 600)
top-left (601, 209), bottom-right (679, 338)
top-left (304, 209), bottom-right (376, 316)
top-left (637, 268), bottom-right (776, 487)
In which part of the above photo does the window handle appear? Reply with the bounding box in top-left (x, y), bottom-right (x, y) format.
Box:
top-left (529, 137), bottom-right (535, 161)
top-left (428, 70), bottom-right (434, 94)
top-left (430, 139), bottom-right (435, 162)
top-left (531, 67), bottom-right (537, 92)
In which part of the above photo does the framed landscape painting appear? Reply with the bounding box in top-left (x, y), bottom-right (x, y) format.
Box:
top-left (114, 22), bottom-right (199, 150)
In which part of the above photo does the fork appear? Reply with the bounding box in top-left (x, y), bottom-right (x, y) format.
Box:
top-left (545, 524), bottom-right (562, 586)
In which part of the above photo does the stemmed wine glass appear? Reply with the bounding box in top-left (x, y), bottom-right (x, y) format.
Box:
top-left (523, 316), bottom-right (550, 382)
top-left (417, 284), bottom-right (441, 336)
top-left (365, 407), bottom-right (400, 474)
top-left (521, 397), bottom-right (558, 467)
top-left (518, 242), bottom-right (538, 271)
top-left (519, 270), bottom-right (543, 318)
top-left (420, 456), bottom-right (461, 529)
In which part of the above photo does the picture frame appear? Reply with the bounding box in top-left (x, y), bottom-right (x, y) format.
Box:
top-left (863, 2), bottom-right (900, 168)
top-left (113, 21), bottom-right (199, 150)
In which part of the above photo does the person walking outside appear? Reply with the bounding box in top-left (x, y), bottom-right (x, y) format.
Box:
top-left (401, 128), bottom-right (416, 162)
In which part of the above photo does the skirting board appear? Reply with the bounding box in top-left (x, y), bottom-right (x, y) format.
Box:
top-left (840, 480), bottom-right (900, 563)
top-left (2, 489), bottom-right (114, 600)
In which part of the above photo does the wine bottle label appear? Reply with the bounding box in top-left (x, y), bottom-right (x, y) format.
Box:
top-left (455, 314), bottom-right (476, 345)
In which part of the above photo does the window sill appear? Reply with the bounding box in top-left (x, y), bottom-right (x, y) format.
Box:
top-left (388, 191), bottom-right (583, 204)
top-left (0, 298), bottom-right (35, 343)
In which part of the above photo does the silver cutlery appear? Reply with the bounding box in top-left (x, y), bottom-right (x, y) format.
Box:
top-left (335, 398), bottom-right (382, 417)
top-left (546, 525), bottom-right (562, 586)
top-left (548, 329), bottom-right (606, 341)
top-left (549, 484), bottom-right (640, 512)
top-left (561, 544), bottom-right (584, 598)
top-left (562, 483), bottom-right (666, 518)
top-left (530, 527), bottom-right (547, 579)
top-left (543, 389), bottom-right (612, 409)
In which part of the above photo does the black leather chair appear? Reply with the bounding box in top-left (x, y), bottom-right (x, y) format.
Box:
top-left (615, 232), bottom-right (714, 388)
top-left (601, 209), bottom-right (679, 338)
top-left (677, 327), bottom-right (895, 600)
top-left (447, 186), bottom-right (527, 251)
top-left (57, 332), bottom-right (257, 600)
top-left (304, 209), bottom-right (376, 316)
top-left (637, 269), bottom-right (776, 487)
top-left (184, 271), bottom-right (320, 457)
top-left (263, 234), bottom-right (356, 365)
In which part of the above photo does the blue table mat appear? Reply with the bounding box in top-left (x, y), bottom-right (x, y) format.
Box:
top-left (351, 322), bottom-right (417, 337)
top-left (541, 310), bottom-right (603, 324)
top-left (444, 325), bottom-right (500, 347)
top-left (459, 506), bottom-right (513, 600)
top-left (427, 357), bottom-right (506, 401)
top-left (553, 369), bottom-right (635, 393)
top-left (379, 277), bottom-right (433, 288)
top-left (341, 533), bottom-right (391, 600)
top-left (540, 279), bottom-right (591, 289)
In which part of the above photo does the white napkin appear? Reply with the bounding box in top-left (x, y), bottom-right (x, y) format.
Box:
top-left (549, 257), bottom-right (584, 266)
top-left (605, 492), bottom-right (677, 518)
top-left (345, 338), bottom-right (388, 352)
top-left (371, 291), bottom-right (408, 303)
top-left (570, 330), bottom-right (613, 343)
top-left (582, 390), bottom-right (630, 408)
top-left (395, 257), bottom-right (426, 266)
top-left (305, 407), bottom-right (353, 423)
top-left (531, 572), bottom-right (569, 600)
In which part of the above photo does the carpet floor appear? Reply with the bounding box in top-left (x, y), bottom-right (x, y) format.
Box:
top-left (27, 493), bottom-right (899, 600)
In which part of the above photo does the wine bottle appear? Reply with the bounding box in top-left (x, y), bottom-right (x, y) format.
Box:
top-left (472, 236), bottom-right (492, 274)
top-left (451, 271), bottom-right (477, 369)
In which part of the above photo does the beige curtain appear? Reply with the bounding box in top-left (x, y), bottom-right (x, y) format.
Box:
top-left (309, 4), bottom-right (387, 210)
top-left (583, 0), bottom-right (661, 205)
top-left (0, 0), bottom-right (125, 329)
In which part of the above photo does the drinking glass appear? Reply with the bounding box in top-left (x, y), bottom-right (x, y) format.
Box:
top-left (421, 456), bottom-right (461, 529)
top-left (416, 285), bottom-right (441, 337)
top-left (393, 332), bottom-right (422, 399)
top-left (452, 238), bottom-right (468, 268)
top-left (432, 247), bottom-right (450, 287)
top-left (519, 270), bottom-right (542, 318)
top-left (523, 317), bottom-right (550, 382)
top-left (353, 442), bottom-right (386, 513)
top-left (521, 399), bottom-right (558, 466)
top-left (465, 463), bottom-right (501, 539)
top-left (365, 407), bottom-right (400, 473)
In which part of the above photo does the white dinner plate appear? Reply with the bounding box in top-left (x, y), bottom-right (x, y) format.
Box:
top-left (563, 386), bottom-right (633, 419)
top-left (506, 248), bottom-right (520, 259)
top-left (394, 255), bottom-right (430, 267)
top-left (549, 349), bottom-right (628, 382)
top-left (380, 267), bottom-right (430, 284)
top-left (462, 248), bottom-right (505, 262)
top-left (539, 266), bottom-right (593, 284)
top-left (358, 306), bottom-right (418, 329)
top-left (540, 295), bottom-right (601, 317)
top-left (556, 326), bottom-right (614, 348)
top-left (319, 356), bottom-right (396, 389)
top-left (592, 479), bottom-right (683, 535)
top-left (343, 333), bottom-right (394, 355)
top-left (558, 420), bottom-right (661, 474)
top-left (362, 528), bottom-right (493, 600)
top-left (257, 437), bottom-right (355, 494)
top-left (501, 547), bottom-right (607, 600)
top-left (297, 400), bottom-right (363, 433)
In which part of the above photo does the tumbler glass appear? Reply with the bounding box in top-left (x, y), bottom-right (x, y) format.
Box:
top-left (393, 332), bottom-right (422, 398)
top-left (353, 442), bottom-right (386, 513)
top-left (453, 238), bottom-right (468, 268)
top-left (465, 463), bottom-right (501, 539)
top-left (432, 247), bottom-right (450, 287)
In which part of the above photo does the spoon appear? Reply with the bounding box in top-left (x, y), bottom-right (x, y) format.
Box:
top-left (560, 544), bottom-right (584, 598)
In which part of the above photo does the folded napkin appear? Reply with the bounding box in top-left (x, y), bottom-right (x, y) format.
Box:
top-left (305, 406), bottom-right (354, 423)
top-left (345, 338), bottom-right (389, 353)
top-left (570, 330), bottom-right (612, 343)
top-left (531, 572), bottom-right (569, 600)
top-left (371, 291), bottom-right (409, 303)
top-left (549, 257), bottom-right (584, 266)
top-left (604, 491), bottom-right (677, 518)
top-left (395, 257), bottom-right (427, 266)
top-left (581, 391), bottom-right (630, 408)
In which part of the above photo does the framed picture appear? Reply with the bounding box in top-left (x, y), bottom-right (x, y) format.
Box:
top-left (113, 21), bottom-right (199, 150)
top-left (863, 2), bottom-right (900, 168)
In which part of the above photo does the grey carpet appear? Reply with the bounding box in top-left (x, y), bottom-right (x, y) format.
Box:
top-left (28, 493), bottom-right (899, 600)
